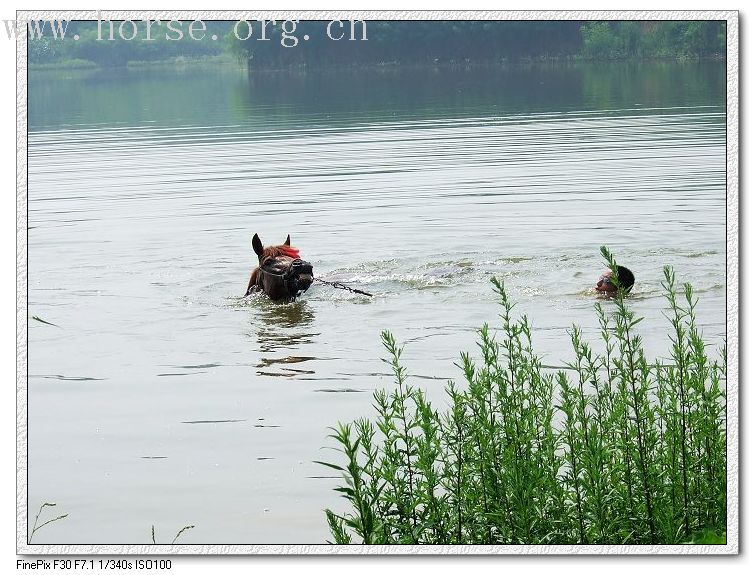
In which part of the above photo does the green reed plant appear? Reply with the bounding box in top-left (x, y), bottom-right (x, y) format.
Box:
top-left (150, 524), bottom-right (195, 545)
top-left (320, 247), bottom-right (727, 544)
top-left (29, 502), bottom-right (68, 543)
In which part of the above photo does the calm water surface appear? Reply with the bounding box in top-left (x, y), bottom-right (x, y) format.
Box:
top-left (28, 62), bottom-right (726, 544)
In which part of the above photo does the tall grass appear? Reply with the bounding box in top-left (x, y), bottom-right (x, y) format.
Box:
top-left (29, 502), bottom-right (68, 543)
top-left (150, 524), bottom-right (195, 544)
top-left (320, 248), bottom-right (726, 544)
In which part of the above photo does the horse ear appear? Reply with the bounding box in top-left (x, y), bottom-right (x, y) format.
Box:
top-left (252, 233), bottom-right (264, 256)
top-left (284, 235), bottom-right (291, 246)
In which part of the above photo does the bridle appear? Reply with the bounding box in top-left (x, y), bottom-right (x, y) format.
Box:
top-left (244, 238), bottom-right (372, 299)
top-left (257, 256), bottom-right (314, 300)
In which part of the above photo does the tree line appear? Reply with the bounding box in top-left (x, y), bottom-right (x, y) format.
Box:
top-left (28, 20), bottom-right (726, 68)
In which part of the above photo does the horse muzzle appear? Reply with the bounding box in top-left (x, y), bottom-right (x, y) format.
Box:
top-left (286, 258), bottom-right (314, 296)
top-left (252, 257), bottom-right (314, 301)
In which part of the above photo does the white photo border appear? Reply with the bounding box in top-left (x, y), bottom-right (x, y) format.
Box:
top-left (16, 9), bottom-right (739, 555)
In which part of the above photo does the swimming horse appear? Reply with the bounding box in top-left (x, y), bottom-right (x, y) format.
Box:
top-left (244, 233), bottom-right (314, 301)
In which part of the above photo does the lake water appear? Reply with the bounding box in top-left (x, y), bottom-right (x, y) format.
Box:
top-left (27, 61), bottom-right (726, 545)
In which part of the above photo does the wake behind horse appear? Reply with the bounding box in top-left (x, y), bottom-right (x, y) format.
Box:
top-left (245, 233), bottom-right (314, 301)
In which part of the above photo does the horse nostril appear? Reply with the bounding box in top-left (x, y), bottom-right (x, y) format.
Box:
top-left (292, 259), bottom-right (313, 276)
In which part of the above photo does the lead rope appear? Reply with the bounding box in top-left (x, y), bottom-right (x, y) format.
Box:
top-left (314, 277), bottom-right (373, 297)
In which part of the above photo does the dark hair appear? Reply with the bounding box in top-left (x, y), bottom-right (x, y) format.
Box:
top-left (617, 266), bottom-right (635, 292)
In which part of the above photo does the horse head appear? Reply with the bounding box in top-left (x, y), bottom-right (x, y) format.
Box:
top-left (245, 233), bottom-right (314, 301)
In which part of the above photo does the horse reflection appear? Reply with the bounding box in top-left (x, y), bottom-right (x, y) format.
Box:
top-left (252, 300), bottom-right (319, 377)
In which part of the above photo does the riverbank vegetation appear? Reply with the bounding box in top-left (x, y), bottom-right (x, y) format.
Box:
top-left (318, 248), bottom-right (727, 544)
top-left (29, 20), bottom-right (725, 70)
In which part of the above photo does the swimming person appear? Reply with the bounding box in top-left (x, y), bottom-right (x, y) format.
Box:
top-left (596, 265), bottom-right (635, 294)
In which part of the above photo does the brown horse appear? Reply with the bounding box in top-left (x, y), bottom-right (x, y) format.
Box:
top-left (244, 233), bottom-right (314, 301)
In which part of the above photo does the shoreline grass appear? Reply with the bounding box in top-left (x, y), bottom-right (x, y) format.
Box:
top-left (320, 247), bottom-right (726, 545)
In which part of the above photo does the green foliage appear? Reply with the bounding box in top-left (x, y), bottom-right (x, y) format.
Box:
top-left (581, 21), bottom-right (725, 60)
top-left (230, 21), bottom-right (584, 69)
top-left (581, 22), bottom-right (623, 60)
top-left (686, 528), bottom-right (726, 544)
top-left (28, 20), bottom-right (725, 68)
top-left (321, 248), bottom-right (726, 544)
top-left (29, 37), bottom-right (59, 63)
top-left (29, 20), bottom-right (230, 67)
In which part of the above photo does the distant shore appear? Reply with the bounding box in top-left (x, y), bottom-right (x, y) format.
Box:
top-left (29, 53), bottom-right (241, 71)
top-left (29, 52), bottom-right (724, 73)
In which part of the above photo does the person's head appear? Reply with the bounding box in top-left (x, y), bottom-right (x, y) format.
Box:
top-left (596, 265), bottom-right (635, 293)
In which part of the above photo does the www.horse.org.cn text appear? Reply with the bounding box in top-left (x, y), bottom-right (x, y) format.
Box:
top-left (4, 15), bottom-right (369, 48)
